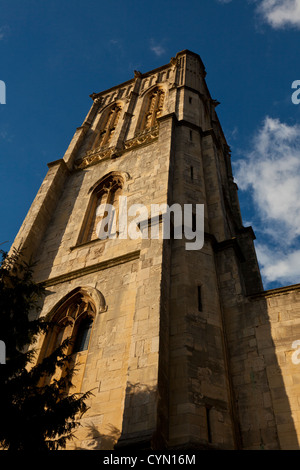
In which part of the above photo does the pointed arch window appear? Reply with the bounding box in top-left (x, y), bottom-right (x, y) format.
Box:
top-left (79, 173), bottom-right (124, 244)
top-left (39, 291), bottom-right (96, 393)
top-left (93, 104), bottom-right (122, 150)
top-left (140, 87), bottom-right (165, 132)
top-left (73, 317), bottom-right (93, 353)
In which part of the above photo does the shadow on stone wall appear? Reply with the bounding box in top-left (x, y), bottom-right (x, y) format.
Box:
top-left (225, 291), bottom-right (299, 449)
top-left (32, 170), bottom-right (86, 284)
top-left (74, 424), bottom-right (120, 450)
top-left (114, 382), bottom-right (165, 451)
top-left (211, 237), bottom-right (300, 449)
top-left (73, 383), bottom-right (162, 451)
top-left (246, 292), bottom-right (299, 449)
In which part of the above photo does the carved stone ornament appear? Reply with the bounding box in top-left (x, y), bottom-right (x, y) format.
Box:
top-left (124, 125), bottom-right (159, 150)
top-left (93, 96), bottom-right (103, 105)
top-left (90, 93), bottom-right (102, 105)
top-left (170, 57), bottom-right (180, 67)
top-left (75, 146), bottom-right (116, 169)
top-left (75, 126), bottom-right (159, 169)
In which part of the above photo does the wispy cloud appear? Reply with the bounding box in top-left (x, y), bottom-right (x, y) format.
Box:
top-left (0, 131), bottom-right (13, 143)
top-left (234, 116), bottom-right (300, 286)
top-left (107, 38), bottom-right (124, 53)
top-left (0, 25), bottom-right (10, 41)
top-left (0, 131), bottom-right (7, 140)
top-left (257, 0), bottom-right (300, 29)
top-left (150, 40), bottom-right (166, 57)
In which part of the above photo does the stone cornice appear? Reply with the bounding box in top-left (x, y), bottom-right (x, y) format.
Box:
top-left (156, 112), bottom-right (177, 125)
top-left (201, 128), bottom-right (223, 151)
top-left (89, 51), bottom-right (207, 103)
top-left (205, 232), bottom-right (245, 262)
top-left (47, 158), bottom-right (70, 172)
top-left (39, 250), bottom-right (140, 287)
top-left (238, 226), bottom-right (256, 240)
top-left (74, 146), bottom-right (119, 169)
top-left (90, 61), bottom-right (176, 102)
top-left (123, 126), bottom-right (159, 150)
top-left (249, 283), bottom-right (300, 300)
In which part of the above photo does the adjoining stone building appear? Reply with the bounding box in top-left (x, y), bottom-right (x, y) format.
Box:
top-left (11, 50), bottom-right (300, 450)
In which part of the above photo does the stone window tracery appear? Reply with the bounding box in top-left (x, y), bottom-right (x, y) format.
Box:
top-left (79, 173), bottom-right (124, 244)
top-left (140, 87), bottom-right (165, 132)
top-left (39, 291), bottom-right (96, 393)
top-left (93, 104), bottom-right (122, 150)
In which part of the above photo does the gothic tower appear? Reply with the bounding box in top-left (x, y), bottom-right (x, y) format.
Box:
top-left (11, 50), bottom-right (300, 450)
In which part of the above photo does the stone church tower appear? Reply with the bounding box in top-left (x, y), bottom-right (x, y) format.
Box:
top-left (11, 50), bottom-right (300, 450)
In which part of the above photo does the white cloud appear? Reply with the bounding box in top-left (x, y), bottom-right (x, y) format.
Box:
top-left (235, 116), bottom-right (300, 243)
top-left (234, 116), bottom-right (300, 286)
top-left (256, 244), bottom-right (300, 285)
top-left (150, 40), bottom-right (166, 57)
top-left (257, 0), bottom-right (300, 29)
top-left (216, 0), bottom-right (300, 29)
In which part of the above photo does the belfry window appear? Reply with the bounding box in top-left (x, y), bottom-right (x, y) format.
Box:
top-left (79, 173), bottom-right (124, 244)
top-left (93, 104), bottom-right (122, 150)
top-left (140, 88), bottom-right (165, 132)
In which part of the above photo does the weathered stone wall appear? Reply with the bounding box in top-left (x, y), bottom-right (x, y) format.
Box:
top-left (251, 287), bottom-right (300, 449)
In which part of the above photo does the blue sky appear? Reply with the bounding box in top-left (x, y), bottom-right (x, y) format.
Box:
top-left (1, 0), bottom-right (300, 289)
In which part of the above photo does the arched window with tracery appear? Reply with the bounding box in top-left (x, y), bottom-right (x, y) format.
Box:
top-left (39, 290), bottom-right (96, 394)
top-left (93, 104), bottom-right (122, 150)
top-left (139, 87), bottom-right (165, 132)
top-left (78, 173), bottom-right (124, 244)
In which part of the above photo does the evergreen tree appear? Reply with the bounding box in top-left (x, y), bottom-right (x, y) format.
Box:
top-left (0, 249), bottom-right (91, 450)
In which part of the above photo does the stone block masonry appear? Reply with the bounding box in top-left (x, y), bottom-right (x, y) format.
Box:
top-left (10, 50), bottom-right (300, 450)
